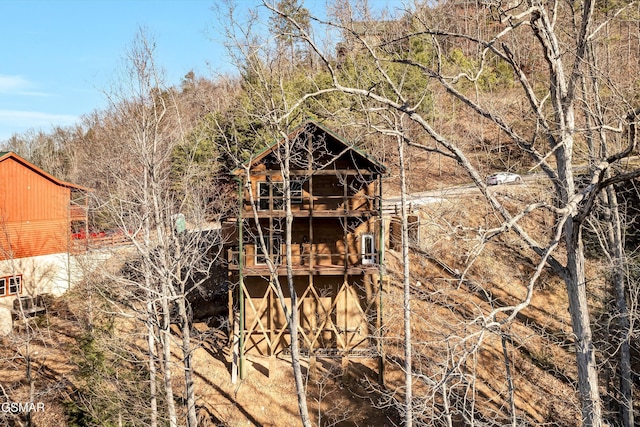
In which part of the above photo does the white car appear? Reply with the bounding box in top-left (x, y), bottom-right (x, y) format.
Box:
top-left (486, 172), bottom-right (521, 185)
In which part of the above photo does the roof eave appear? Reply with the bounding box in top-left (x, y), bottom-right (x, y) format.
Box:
top-left (0, 152), bottom-right (93, 192)
top-left (236, 121), bottom-right (387, 174)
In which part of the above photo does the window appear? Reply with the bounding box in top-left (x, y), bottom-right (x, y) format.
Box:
top-left (258, 182), bottom-right (269, 210)
top-left (291, 178), bottom-right (305, 204)
top-left (361, 234), bottom-right (376, 265)
top-left (0, 275), bottom-right (22, 297)
top-left (273, 183), bottom-right (284, 210)
top-left (8, 276), bottom-right (21, 295)
top-left (258, 182), bottom-right (284, 210)
top-left (256, 234), bottom-right (282, 265)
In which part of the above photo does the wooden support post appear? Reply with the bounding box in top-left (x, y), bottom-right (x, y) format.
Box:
top-left (343, 280), bottom-right (348, 352)
top-left (377, 276), bottom-right (385, 386)
top-left (307, 272), bottom-right (318, 381)
top-left (341, 354), bottom-right (350, 384)
top-left (269, 280), bottom-right (274, 357)
top-left (309, 354), bottom-right (317, 381)
top-left (268, 355), bottom-right (276, 378)
top-left (377, 173), bottom-right (385, 386)
top-left (268, 279), bottom-right (275, 377)
top-left (232, 311), bottom-right (239, 384)
top-left (227, 287), bottom-right (234, 345)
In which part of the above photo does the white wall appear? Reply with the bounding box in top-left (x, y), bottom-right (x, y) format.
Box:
top-left (0, 252), bottom-right (97, 334)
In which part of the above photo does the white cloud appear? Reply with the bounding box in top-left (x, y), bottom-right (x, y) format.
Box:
top-left (0, 75), bottom-right (48, 96)
top-left (0, 75), bottom-right (30, 93)
top-left (0, 109), bottom-right (77, 125)
top-left (0, 109), bottom-right (79, 141)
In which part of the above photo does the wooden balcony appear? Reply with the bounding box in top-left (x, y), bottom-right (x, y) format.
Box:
top-left (70, 230), bottom-right (130, 254)
top-left (243, 195), bottom-right (381, 218)
top-left (69, 203), bottom-right (88, 221)
top-left (227, 247), bottom-right (380, 276)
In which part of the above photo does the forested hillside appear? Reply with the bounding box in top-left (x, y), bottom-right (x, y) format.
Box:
top-left (2, 1), bottom-right (640, 426)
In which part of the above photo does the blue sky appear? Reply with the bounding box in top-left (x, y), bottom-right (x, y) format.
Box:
top-left (0, 0), bottom-right (395, 142)
top-left (0, 0), bottom-right (227, 141)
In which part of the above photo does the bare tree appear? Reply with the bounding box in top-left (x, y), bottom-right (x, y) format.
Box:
top-left (81, 29), bottom-right (228, 427)
top-left (216, 4), bottom-right (315, 425)
top-left (242, 131), bottom-right (312, 427)
top-left (369, 113), bottom-right (414, 426)
top-left (233, 0), bottom-right (640, 425)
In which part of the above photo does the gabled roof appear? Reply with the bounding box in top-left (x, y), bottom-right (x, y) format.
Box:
top-left (233, 121), bottom-right (387, 175)
top-left (0, 151), bottom-right (91, 192)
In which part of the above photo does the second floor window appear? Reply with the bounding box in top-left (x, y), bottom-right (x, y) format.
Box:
top-left (256, 234), bottom-right (282, 265)
top-left (258, 182), bottom-right (284, 210)
top-left (9, 277), bottom-right (21, 294)
top-left (361, 233), bottom-right (376, 265)
top-left (291, 178), bottom-right (304, 204)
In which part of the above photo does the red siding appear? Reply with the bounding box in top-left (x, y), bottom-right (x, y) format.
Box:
top-left (0, 157), bottom-right (73, 259)
top-left (0, 220), bottom-right (69, 259)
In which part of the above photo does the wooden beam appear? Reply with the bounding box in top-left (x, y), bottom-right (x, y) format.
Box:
top-left (249, 169), bottom-right (378, 177)
top-left (242, 210), bottom-right (378, 219)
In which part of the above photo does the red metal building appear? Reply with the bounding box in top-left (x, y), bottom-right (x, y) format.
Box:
top-left (0, 151), bottom-right (89, 261)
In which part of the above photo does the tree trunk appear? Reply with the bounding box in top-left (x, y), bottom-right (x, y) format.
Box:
top-left (146, 301), bottom-right (158, 427)
top-left (160, 286), bottom-right (178, 427)
top-left (603, 185), bottom-right (634, 427)
top-left (244, 133), bottom-right (312, 427)
top-left (283, 138), bottom-right (313, 427)
top-left (178, 296), bottom-right (198, 427)
top-left (565, 220), bottom-right (603, 427)
top-left (397, 134), bottom-right (413, 426)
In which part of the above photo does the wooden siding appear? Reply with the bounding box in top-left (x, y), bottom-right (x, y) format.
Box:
top-left (229, 217), bottom-right (380, 274)
top-left (0, 220), bottom-right (69, 260)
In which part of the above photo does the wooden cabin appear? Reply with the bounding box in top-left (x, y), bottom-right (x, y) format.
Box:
top-left (227, 121), bottom-right (386, 374)
top-left (0, 152), bottom-right (90, 332)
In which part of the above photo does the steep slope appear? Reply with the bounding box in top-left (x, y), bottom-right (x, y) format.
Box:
top-left (0, 184), bottom-right (607, 426)
top-left (378, 181), bottom-right (606, 425)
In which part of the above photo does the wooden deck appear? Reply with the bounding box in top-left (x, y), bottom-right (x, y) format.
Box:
top-left (70, 232), bottom-right (131, 254)
top-left (241, 209), bottom-right (379, 219)
top-left (230, 263), bottom-right (379, 276)
top-left (227, 249), bottom-right (380, 276)
top-left (69, 203), bottom-right (88, 221)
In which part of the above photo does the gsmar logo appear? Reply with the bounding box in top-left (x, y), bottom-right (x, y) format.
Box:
top-left (1, 402), bottom-right (45, 413)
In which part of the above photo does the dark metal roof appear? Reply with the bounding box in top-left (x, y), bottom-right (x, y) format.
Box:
top-left (233, 120), bottom-right (387, 175)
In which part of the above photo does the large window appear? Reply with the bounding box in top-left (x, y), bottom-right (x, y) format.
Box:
top-left (361, 234), bottom-right (376, 265)
top-left (256, 234), bottom-right (282, 265)
top-left (291, 178), bottom-right (305, 204)
top-left (258, 182), bottom-right (284, 210)
top-left (0, 275), bottom-right (22, 297)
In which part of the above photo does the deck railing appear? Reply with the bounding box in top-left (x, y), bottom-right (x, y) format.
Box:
top-left (69, 204), bottom-right (88, 220)
top-left (70, 231), bottom-right (130, 254)
top-left (227, 246), bottom-right (379, 270)
top-left (246, 195), bottom-right (379, 213)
